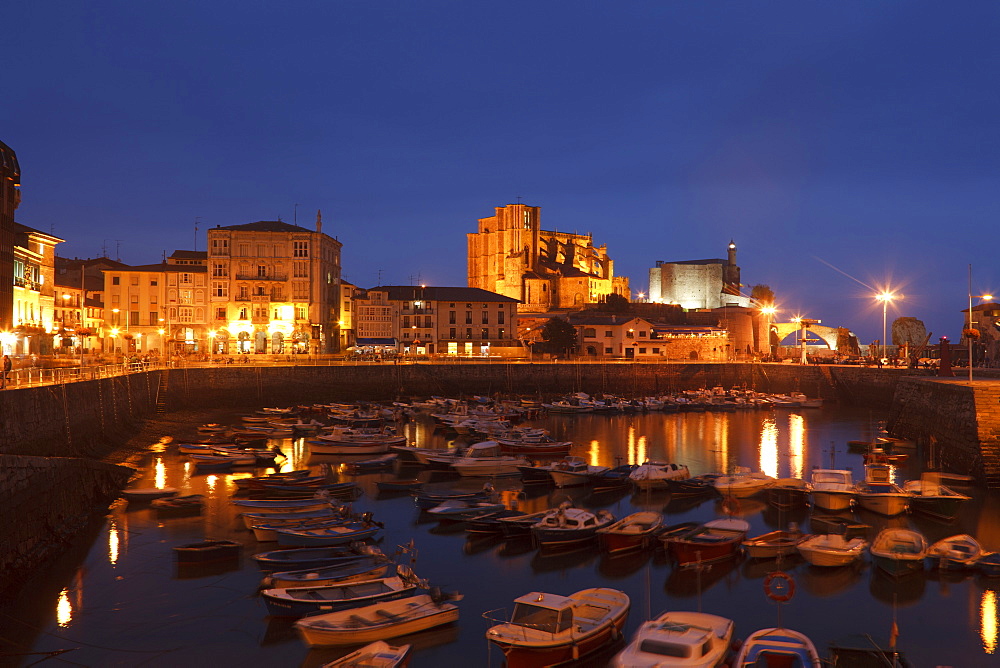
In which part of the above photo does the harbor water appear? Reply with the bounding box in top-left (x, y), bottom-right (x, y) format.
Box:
top-left (6, 403), bottom-right (1000, 667)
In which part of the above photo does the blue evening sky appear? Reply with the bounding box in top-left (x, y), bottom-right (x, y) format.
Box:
top-left (5, 1), bottom-right (998, 343)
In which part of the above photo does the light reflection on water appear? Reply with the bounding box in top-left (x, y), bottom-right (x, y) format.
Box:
top-left (17, 405), bottom-right (1000, 666)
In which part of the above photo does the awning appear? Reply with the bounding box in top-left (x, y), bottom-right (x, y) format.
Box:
top-left (354, 338), bottom-right (397, 346)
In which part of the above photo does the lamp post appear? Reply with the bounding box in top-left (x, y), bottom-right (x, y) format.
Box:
top-left (875, 291), bottom-right (900, 362)
top-left (759, 305), bottom-right (776, 360)
top-left (967, 264), bottom-right (993, 383)
top-left (208, 330), bottom-right (217, 364)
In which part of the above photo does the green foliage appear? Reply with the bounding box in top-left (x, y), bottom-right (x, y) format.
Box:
top-left (750, 284), bottom-right (775, 306)
top-left (601, 293), bottom-right (631, 313)
top-left (539, 317), bottom-right (578, 355)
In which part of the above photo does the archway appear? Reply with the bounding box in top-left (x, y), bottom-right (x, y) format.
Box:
top-left (271, 332), bottom-right (284, 354)
top-left (254, 331), bottom-right (267, 353)
top-left (237, 331), bottom-right (251, 353)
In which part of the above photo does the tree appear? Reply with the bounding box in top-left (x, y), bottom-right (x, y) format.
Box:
top-left (539, 317), bottom-right (578, 356)
top-left (601, 293), bottom-right (631, 314)
top-left (750, 284), bottom-right (775, 306)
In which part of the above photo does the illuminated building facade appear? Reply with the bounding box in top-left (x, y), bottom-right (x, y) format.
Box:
top-left (467, 203), bottom-right (629, 313)
top-left (647, 241), bottom-right (748, 309)
top-left (206, 216), bottom-right (342, 354)
top-left (352, 286), bottom-right (520, 356)
top-left (10, 223), bottom-right (63, 354)
top-left (0, 140), bottom-right (21, 336)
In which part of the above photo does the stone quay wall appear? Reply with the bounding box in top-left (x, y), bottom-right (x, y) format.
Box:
top-left (0, 455), bottom-right (132, 596)
top-left (888, 378), bottom-right (1000, 485)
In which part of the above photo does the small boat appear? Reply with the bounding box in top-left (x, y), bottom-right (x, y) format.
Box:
top-left (926, 534), bottom-right (982, 570)
top-left (863, 447), bottom-right (908, 465)
top-left (611, 610), bottom-right (734, 668)
top-left (413, 483), bottom-right (496, 510)
top-left (294, 593), bottom-right (460, 647)
top-left (713, 468), bottom-right (775, 498)
top-left (484, 588), bottom-right (630, 667)
top-left (530, 505), bottom-right (616, 550)
top-left (495, 510), bottom-right (553, 538)
top-left (734, 627), bottom-right (822, 667)
top-left (151, 494), bottom-right (205, 518)
top-left (322, 641), bottom-right (412, 667)
top-left (870, 528), bottom-right (927, 577)
top-left (662, 518), bottom-right (750, 566)
top-left (590, 464), bottom-right (639, 492)
top-left (809, 514), bottom-right (869, 539)
top-left (346, 453), bottom-right (399, 472)
top-left (241, 508), bottom-right (339, 529)
top-left (252, 545), bottom-right (383, 572)
top-left (596, 511), bottom-right (664, 555)
top-left (120, 487), bottom-right (179, 502)
top-left (902, 473), bottom-right (971, 521)
top-left (262, 556), bottom-right (391, 589)
top-left (854, 464), bottom-right (910, 516)
top-left (426, 498), bottom-right (507, 521)
top-left (547, 456), bottom-right (609, 488)
top-left (797, 533), bottom-right (868, 567)
top-left (261, 567), bottom-right (424, 617)
top-left (375, 479), bottom-right (423, 492)
top-left (976, 552), bottom-right (1000, 578)
top-left (809, 469), bottom-right (855, 511)
top-left (276, 523), bottom-right (381, 548)
top-left (766, 478), bottom-right (811, 509)
top-left (742, 528), bottom-right (807, 560)
top-left (232, 497), bottom-right (331, 512)
top-left (628, 461), bottom-right (691, 491)
top-left (173, 539), bottom-right (241, 564)
top-left (663, 474), bottom-right (718, 497)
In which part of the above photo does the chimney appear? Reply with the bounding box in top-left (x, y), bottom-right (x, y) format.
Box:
top-left (316, 209), bottom-right (322, 234)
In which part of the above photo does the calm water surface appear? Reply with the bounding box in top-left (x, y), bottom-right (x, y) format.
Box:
top-left (9, 405), bottom-right (1000, 667)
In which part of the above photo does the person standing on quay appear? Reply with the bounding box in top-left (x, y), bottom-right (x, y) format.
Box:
top-left (1, 354), bottom-right (11, 389)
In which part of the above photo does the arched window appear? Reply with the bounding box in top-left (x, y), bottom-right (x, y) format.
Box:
top-left (689, 350), bottom-right (699, 360)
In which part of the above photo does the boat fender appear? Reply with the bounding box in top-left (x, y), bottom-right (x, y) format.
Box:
top-left (764, 571), bottom-right (795, 602)
top-left (721, 496), bottom-right (741, 516)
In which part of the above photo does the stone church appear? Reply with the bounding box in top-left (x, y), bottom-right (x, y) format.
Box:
top-left (467, 203), bottom-right (629, 312)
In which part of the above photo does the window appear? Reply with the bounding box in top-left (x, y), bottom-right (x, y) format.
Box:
top-left (639, 348), bottom-right (647, 354)
top-left (130, 294), bottom-right (139, 304)
top-left (498, 310), bottom-right (505, 324)
top-left (293, 261), bottom-right (308, 278)
top-left (482, 311), bottom-right (489, 324)
top-left (293, 282), bottom-right (309, 300)
top-left (497, 328), bottom-right (505, 339)
top-left (178, 307), bottom-right (193, 323)
top-left (583, 328), bottom-right (596, 338)
top-left (130, 276), bottom-right (139, 285)
top-left (150, 279), bottom-right (158, 286)
top-left (626, 330), bottom-right (635, 338)
top-left (150, 312), bottom-right (158, 325)
top-left (150, 294), bottom-right (158, 304)
top-left (112, 276), bottom-right (120, 285)
top-left (449, 328), bottom-right (456, 339)
top-left (212, 263), bottom-right (226, 277)
top-left (130, 311), bottom-right (139, 325)
top-left (216, 307), bottom-right (226, 320)
top-left (213, 282), bottom-right (228, 298)
top-left (403, 316), bottom-right (410, 328)
top-left (449, 311), bottom-right (456, 324)
top-left (237, 285), bottom-right (248, 300)
top-left (639, 331), bottom-right (647, 338)
top-left (481, 328), bottom-right (489, 340)
top-left (605, 330), bottom-right (613, 337)
top-left (211, 238), bottom-right (229, 256)
top-left (237, 243), bottom-right (250, 257)
top-left (424, 316), bottom-right (432, 328)
top-left (652, 348), bottom-right (660, 354)
top-left (605, 347), bottom-right (613, 354)
top-left (295, 307), bottom-right (306, 320)
top-left (111, 294), bottom-right (120, 305)
top-left (293, 241), bottom-right (309, 257)
top-left (465, 311), bottom-right (472, 324)
top-left (465, 328), bottom-right (472, 339)
top-left (257, 265), bottom-right (267, 278)
top-left (181, 273), bottom-right (194, 285)
top-left (239, 307), bottom-right (248, 320)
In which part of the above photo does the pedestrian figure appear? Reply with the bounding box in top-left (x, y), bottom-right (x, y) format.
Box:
top-left (1, 354), bottom-right (11, 389)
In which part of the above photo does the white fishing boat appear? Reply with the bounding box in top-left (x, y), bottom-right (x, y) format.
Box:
top-left (926, 534), bottom-right (982, 570)
top-left (734, 627), bottom-right (822, 667)
top-left (445, 441), bottom-right (530, 477)
top-left (714, 467), bottom-right (775, 498)
top-left (548, 456), bottom-right (609, 487)
top-left (797, 533), bottom-right (868, 567)
top-left (855, 464), bottom-right (910, 516)
top-left (322, 641), bottom-right (411, 667)
top-left (611, 610), bottom-right (734, 668)
top-left (530, 505), bottom-right (616, 550)
top-left (628, 461), bottom-right (691, 491)
top-left (294, 593), bottom-right (459, 647)
top-left (484, 588), bottom-right (630, 667)
top-left (809, 468), bottom-right (856, 511)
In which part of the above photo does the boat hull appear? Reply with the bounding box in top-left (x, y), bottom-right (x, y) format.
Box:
top-left (811, 490), bottom-right (855, 512)
top-left (294, 596), bottom-right (459, 647)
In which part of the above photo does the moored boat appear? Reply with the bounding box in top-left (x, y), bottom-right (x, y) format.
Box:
top-left (276, 523), bottom-right (381, 548)
top-left (854, 464), bottom-right (909, 516)
top-left (713, 467), bottom-right (774, 498)
top-left (322, 641), bottom-right (412, 667)
top-left (766, 477), bottom-right (811, 509)
top-left (294, 593), bottom-right (460, 647)
top-left (173, 539), bottom-right (241, 564)
top-left (662, 518), bottom-right (750, 566)
top-left (925, 534), bottom-right (982, 570)
top-left (121, 487), bottom-right (179, 502)
top-left (628, 461), bottom-right (691, 491)
top-left (547, 456), bottom-right (609, 487)
top-left (734, 627), bottom-right (822, 667)
top-left (252, 544), bottom-right (383, 571)
top-left (902, 473), bottom-right (971, 521)
top-left (261, 556), bottom-right (391, 589)
top-left (596, 511), bottom-right (664, 555)
top-left (742, 528), bottom-right (807, 560)
top-left (261, 567), bottom-right (424, 617)
top-left (484, 587), bottom-right (630, 668)
top-left (530, 505), bottom-right (616, 550)
top-left (611, 610), bottom-right (734, 668)
top-left (870, 528), bottom-right (927, 577)
top-left (809, 468), bottom-right (855, 511)
top-left (797, 533), bottom-right (868, 567)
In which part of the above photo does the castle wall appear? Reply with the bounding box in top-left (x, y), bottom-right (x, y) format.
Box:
top-left (655, 263), bottom-right (725, 309)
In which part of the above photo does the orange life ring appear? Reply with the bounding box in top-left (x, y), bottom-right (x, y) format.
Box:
top-left (721, 496), bottom-right (742, 516)
top-left (764, 571), bottom-right (795, 602)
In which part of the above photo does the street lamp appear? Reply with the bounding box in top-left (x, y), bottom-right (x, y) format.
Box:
top-left (967, 264), bottom-right (993, 382)
top-left (875, 291), bottom-right (901, 362)
top-left (759, 305), bottom-right (777, 360)
top-left (208, 330), bottom-right (217, 363)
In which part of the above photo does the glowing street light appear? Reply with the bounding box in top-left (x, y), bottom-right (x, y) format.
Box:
top-left (875, 291), bottom-right (901, 362)
top-left (967, 264), bottom-right (993, 383)
top-left (758, 304), bottom-right (777, 359)
top-left (208, 330), bottom-right (217, 362)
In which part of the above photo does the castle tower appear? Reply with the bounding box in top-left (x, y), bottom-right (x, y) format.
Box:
top-left (0, 140), bottom-right (21, 331)
top-left (723, 240), bottom-right (741, 296)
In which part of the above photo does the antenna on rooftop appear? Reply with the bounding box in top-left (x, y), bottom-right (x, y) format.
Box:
top-left (294, 203), bottom-right (298, 225)
top-left (115, 240), bottom-right (122, 262)
top-left (194, 217), bottom-right (201, 252)
top-left (377, 269), bottom-right (383, 287)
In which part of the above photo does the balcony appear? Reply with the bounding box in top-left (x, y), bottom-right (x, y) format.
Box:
top-left (236, 273), bottom-right (288, 281)
top-left (251, 294), bottom-right (270, 303)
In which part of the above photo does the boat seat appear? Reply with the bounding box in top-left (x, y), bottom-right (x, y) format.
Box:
top-left (349, 614), bottom-right (374, 626)
top-left (375, 609), bottom-right (402, 621)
